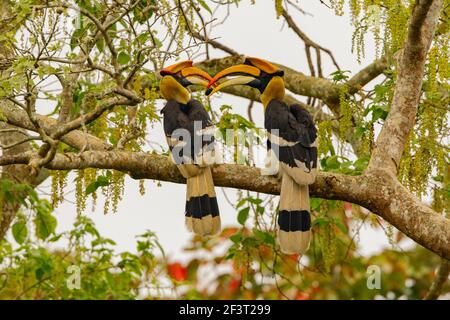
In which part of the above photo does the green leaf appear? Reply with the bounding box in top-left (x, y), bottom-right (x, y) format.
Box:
top-left (325, 155), bottom-right (341, 170)
top-left (35, 268), bottom-right (45, 280)
top-left (12, 221), bottom-right (28, 244)
top-left (334, 219), bottom-right (348, 233)
top-left (312, 217), bottom-right (330, 227)
top-left (34, 210), bottom-right (57, 240)
top-left (197, 0), bottom-right (212, 14)
top-left (70, 28), bottom-right (85, 50)
top-left (48, 234), bottom-right (62, 242)
top-left (254, 229), bottom-right (275, 246)
top-left (96, 38), bottom-right (105, 52)
top-left (310, 198), bottom-right (322, 211)
top-left (237, 207), bottom-right (250, 225)
top-left (329, 70), bottom-right (351, 83)
top-left (354, 157), bottom-right (369, 172)
top-left (230, 231), bottom-right (242, 243)
top-left (118, 52), bottom-right (130, 65)
top-left (372, 107), bottom-right (388, 121)
top-left (85, 174), bottom-right (111, 195)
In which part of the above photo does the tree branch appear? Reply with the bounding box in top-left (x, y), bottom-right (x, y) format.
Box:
top-left (0, 102), bottom-right (111, 151)
top-left (2, 149), bottom-right (449, 259)
top-left (282, 8), bottom-right (340, 72)
top-left (191, 31), bottom-right (239, 56)
top-left (368, 0), bottom-right (443, 174)
top-left (424, 259), bottom-right (450, 299)
top-left (196, 55), bottom-right (389, 115)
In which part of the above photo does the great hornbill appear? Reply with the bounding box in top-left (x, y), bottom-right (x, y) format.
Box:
top-left (206, 57), bottom-right (317, 254)
top-left (159, 60), bottom-right (220, 236)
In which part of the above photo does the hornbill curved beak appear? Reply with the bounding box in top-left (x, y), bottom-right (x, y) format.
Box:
top-left (205, 57), bottom-right (284, 97)
top-left (160, 60), bottom-right (213, 88)
top-left (205, 64), bottom-right (261, 96)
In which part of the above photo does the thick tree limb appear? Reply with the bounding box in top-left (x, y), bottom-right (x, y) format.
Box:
top-left (2, 149), bottom-right (449, 259)
top-left (196, 55), bottom-right (389, 110)
top-left (346, 56), bottom-right (389, 91)
top-left (368, 0), bottom-right (443, 174)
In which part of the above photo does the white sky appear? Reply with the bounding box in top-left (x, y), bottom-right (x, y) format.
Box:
top-left (6, 1), bottom-right (416, 261)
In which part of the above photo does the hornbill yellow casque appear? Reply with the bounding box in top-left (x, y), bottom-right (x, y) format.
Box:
top-left (159, 60), bottom-right (220, 236)
top-left (206, 57), bottom-right (318, 254)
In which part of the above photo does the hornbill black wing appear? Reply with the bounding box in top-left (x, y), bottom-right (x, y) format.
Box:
top-left (161, 99), bottom-right (215, 165)
top-left (265, 100), bottom-right (317, 183)
top-left (161, 99), bottom-right (193, 163)
top-left (161, 101), bottom-right (220, 235)
top-left (287, 104), bottom-right (318, 171)
top-left (161, 99), bottom-right (190, 135)
top-left (288, 104), bottom-right (317, 147)
top-left (185, 99), bottom-right (216, 163)
top-left (186, 99), bottom-right (213, 127)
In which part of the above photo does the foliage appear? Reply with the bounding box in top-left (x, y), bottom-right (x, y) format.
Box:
top-left (1, 217), bottom-right (447, 299)
top-left (0, 0), bottom-right (448, 300)
top-left (0, 214), bottom-right (165, 299)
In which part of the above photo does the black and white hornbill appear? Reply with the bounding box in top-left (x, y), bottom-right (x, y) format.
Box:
top-left (206, 57), bottom-right (317, 254)
top-left (159, 60), bottom-right (220, 236)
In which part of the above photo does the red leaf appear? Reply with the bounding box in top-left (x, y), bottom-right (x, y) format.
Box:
top-left (289, 253), bottom-right (300, 262)
top-left (295, 291), bottom-right (310, 300)
top-left (343, 201), bottom-right (352, 212)
top-left (229, 278), bottom-right (241, 293)
top-left (167, 262), bottom-right (188, 282)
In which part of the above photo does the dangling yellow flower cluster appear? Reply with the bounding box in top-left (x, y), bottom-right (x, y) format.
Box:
top-left (398, 41), bottom-right (448, 199)
top-left (332, 1), bottom-right (448, 205)
top-left (338, 85), bottom-right (352, 143)
top-left (74, 168), bottom-right (98, 215)
top-left (321, 223), bottom-right (337, 273)
top-left (330, 0), bottom-right (346, 16)
top-left (346, 0), bottom-right (412, 60)
top-left (177, 9), bottom-right (186, 53)
top-left (275, 0), bottom-right (283, 18)
top-left (75, 170), bottom-right (86, 215)
top-left (111, 170), bottom-right (125, 214)
top-left (361, 122), bottom-right (374, 157)
top-left (50, 170), bottom-right (67, 207)
top-left (318, 120), bottom-right (333, 157)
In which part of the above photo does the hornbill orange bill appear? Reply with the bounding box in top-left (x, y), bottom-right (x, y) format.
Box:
top-left (159, 60), bottom-right (220, 236)
top-left (206, 57), bottom-right (318, 255)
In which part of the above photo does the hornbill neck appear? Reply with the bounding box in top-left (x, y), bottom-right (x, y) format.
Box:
top-left (160, 76), bottom-right (191, 105)
top-left (261, 76), bottom-right (285, 108)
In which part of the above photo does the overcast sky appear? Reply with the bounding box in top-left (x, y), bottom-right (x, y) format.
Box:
top-left (11, 1), bottom-right (416, 261)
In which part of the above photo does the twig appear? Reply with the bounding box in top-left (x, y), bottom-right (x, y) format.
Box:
top-left (191, 32), bottom-right (238, 55)
top-left (424, 259), bottom-right (450, 300)
top-left (282, 8), bottom-right (340, 71)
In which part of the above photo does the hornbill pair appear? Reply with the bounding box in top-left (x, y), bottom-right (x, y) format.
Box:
top-left (159, 58), bottom-right (318, 255)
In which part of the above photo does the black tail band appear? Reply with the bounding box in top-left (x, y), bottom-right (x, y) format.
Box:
top-left (185, 194), bottom-right (220, 219)
top-left (278, 210), bottom-right (311, 232)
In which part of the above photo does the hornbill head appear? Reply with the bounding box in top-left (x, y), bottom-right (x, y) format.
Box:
top-left (160, 60), bottom-right (213, 104)
top-left (205, 57), bottom-right (285, 107)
